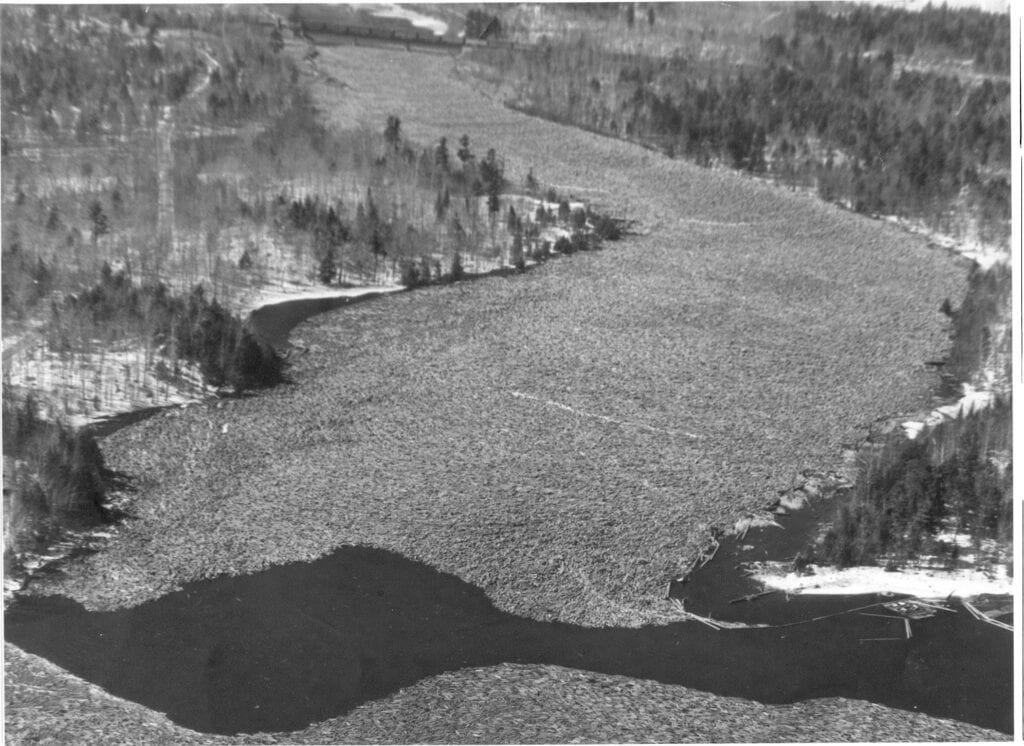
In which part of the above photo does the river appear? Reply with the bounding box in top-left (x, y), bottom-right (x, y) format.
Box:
top-left (5, 543), bottom-right (1011, 736)
top-left (6, 250), bottom-right (1012, 737)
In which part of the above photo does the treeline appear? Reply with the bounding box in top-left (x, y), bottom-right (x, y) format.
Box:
top-left (3, 394), bottom-right (115, 559)
top-left (202, 16), bottom-right (302, 124)
top-left (49, 264), bottom-right (286, 393)
top-left (236, 115), bottom-right (624, 286)
top-left (809, 260), bottom-right (1013, 570)
top-left (470, 3), bottom-right (1010, 244)
top-left (794, 4), bottom-right (1010, 75)
top-left (0, 3), bottom-right (308, 320)
top-left (1, 6), bottom-right (206, 141)
top-left (818, 401), bottom-right (1011, 569)
top-left (1, 5), bottom-right (301, 142)
top-left (942, 262), bottom-right (1011, 385)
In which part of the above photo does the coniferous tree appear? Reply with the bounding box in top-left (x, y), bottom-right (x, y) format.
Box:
top-left (384, 115), bottom-right (402, 151)
top-left (457, 134), bottom-right (474, 166)
top-left (318, 247), bottom-right (337, 285)
top-left (525, 167), bottom-right (539, 194)
top-left (88, 200), bottom-right (109, 242)
top-left (435, 136), bottom-right (450, 175)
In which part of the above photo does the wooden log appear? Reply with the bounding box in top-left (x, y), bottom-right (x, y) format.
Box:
top-left (728, 589), bottom-right (777, 604)
top-left (913, 599), bottom-right (956, 613)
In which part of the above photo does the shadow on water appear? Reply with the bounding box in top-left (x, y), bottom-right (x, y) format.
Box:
top-left (83, 405), bottom-right (171, 440)
top-left (247, 291), bottom-right (396, 351)
top-left (5, 545), bottom-right (1011, 736)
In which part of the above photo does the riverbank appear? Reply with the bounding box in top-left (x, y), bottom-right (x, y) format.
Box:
top-left (6, 643), bottom-right (1003, 743)
top-left (4, 40), bottom-right (990, 744)
top-left (752, 561), bottom-right (1013, 598)
top-left (6, 544), bottom-right (1012, 736)
top-left (26, 184), bottom-right (964, 628)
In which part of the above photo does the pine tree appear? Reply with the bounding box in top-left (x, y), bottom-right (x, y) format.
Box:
top-left (384, 115), bottom-right (402, 150)
top-left (557, 200), bottom-right (571, 223)
top-left (457, 134), bottom-right (473, 166)
top-left (434, 187), bottom-right (449, 222)
top-left (525, 167), bottom-right (539, 194)
top-left (450, 251), bottom-right (464, 281)
top-left (435, 136), bottom-right (450, 175)
top-left (88, 200), bottom-right (109, 242)
top-left (511, 230), bottom-right (525, 270)
top-left (318, 247), bottom-right (337, 285)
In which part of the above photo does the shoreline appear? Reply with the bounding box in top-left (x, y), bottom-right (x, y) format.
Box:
top-left (2, 31), bottom-right (1013, 746)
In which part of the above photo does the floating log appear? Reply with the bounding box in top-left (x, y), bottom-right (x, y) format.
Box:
top-left (697, 540), bottom-right (720, 568)
top-left (963, 599), bottom-right (1014, 632)
top-left (882, 600), bottom-right (938, 619)
top-left (687, 614), bottom-right (722, 630)
top-left (727, 589), bottom-right (777, 604)
top-left (912, 599), bottom-right (957, 613)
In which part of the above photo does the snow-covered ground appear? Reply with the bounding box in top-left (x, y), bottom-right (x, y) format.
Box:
top-left (239, 283), bottom-right (404, 315)
top-left (3, 344), bottom-right (213, 428)
top-left (3, 181), bottom-right (603, 430)
top-left (881, 213), bottom-right (1010, 270)
top-left (367, 4), bottom-right (448, 37)
top-left (751, 560), bottom-right (1013, 599)
top-left (901, 382), bottom-right (1002, 440)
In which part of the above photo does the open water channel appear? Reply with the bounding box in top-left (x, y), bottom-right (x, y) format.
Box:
top-left (5, 293), bottom-right (1013, 737)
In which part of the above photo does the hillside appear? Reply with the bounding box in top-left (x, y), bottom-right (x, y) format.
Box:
top-left (3, 6), bottom-right (1009, 744)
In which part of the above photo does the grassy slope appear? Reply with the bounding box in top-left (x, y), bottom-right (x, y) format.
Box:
top-left (6, 43), bottom-right (983, 743)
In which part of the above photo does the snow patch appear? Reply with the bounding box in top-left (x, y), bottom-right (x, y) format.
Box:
top-left (3, 344), bottom-right (212, 427)
top-left (367, 4), bottom-right (448, 37)
top-left (240, 284), bottom-right (403, 315)
top-left (751, 561), bottom-right (1013, 599)
top-left (902, 382), bottom-right (1001, 439)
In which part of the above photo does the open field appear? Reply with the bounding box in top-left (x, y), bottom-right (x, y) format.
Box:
top-left (6, 38), bottom-right (985, 744)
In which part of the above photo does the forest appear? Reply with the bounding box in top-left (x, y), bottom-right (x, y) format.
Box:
top-left (466, 3), bottom-right (1012, 573)
top-left (809, 262), bottom-right (1012, 571)
top-left (818, 400), bottom-right (1011, 570)
top-left (1, 5), bottom-right (621, 568)
top-left (469, 2), bottom-right (1010, 246)
top-left (1, 2), bottom-right (1009, 579)
top-left (3, 395), bottom-right (118, 558)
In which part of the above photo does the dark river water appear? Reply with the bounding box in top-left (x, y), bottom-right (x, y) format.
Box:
top-left (5, 543), bottom-right (1012, 736)
top-left (247, 291), bottom-right (396, 350)
top-left (5, 292), bottom-right (1012, 737)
